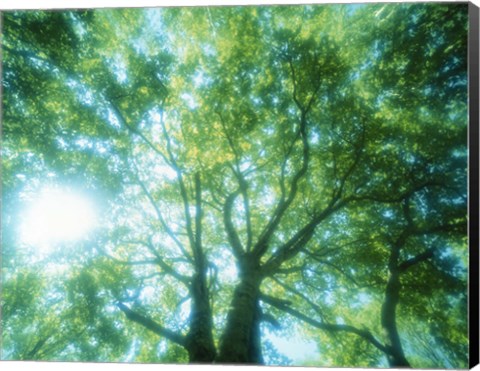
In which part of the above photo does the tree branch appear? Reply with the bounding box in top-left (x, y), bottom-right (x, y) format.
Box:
top-left (133, 170), bottom-right (192, 262)
top-left (223, 189), bottom-right (244, 259)
top-left (218, 112), bottom-right (253, 251)
top-left (117, 302), bottom-right (186, 347)
top-left (252, 55), bottom-right (320, 260)
top-left (288, 57), bottom-right (303, 112)
top-left (352, 180), bottom-right (444, 204)
top-left (260, 293), bottom-right (390, 355)
top-left (145, 237), bottom-right (191, 285)
top-left (398, 248), bottom-right (434, 273)
top-left (158, 112), bottom-right (196, 251)
top-left (253, 112), bottom-right (310, 259)
top-left (193, 172), bottom-right (207, 273)
top-left (264, 197), bottom-right (347, 273)
top-left (269, 276), bottom-right (327, 321)
top-left (109, 100), bottom-right (172, 166)
top-left (95, 244), bottom-right (158, 267)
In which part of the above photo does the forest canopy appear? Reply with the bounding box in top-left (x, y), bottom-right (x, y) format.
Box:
top-left (1, 2), bottom-right (470, 368)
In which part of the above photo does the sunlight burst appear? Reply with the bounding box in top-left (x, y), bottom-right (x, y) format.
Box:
top-left (20, 188), bottom-right (96, 250)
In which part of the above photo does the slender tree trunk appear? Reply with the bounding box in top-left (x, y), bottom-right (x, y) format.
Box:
top-left (381, 270), bottom-right (411, 368)
top-left (216, 268), bottom-right (263, 364)
top-left (186, 273), bottom-right (216, 363)
top-left (185, 173), bottom-right (216, 362)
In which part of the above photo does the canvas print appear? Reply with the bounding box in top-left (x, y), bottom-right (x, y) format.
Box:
top-left (1, 2), bottom-right (475, 368)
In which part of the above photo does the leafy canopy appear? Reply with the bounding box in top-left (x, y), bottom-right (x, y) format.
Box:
top-left (1, 3), bottom-right (468, 367)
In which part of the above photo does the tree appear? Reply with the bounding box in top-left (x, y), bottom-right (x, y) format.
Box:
top-left (1, 3), bottom-right (469, 367)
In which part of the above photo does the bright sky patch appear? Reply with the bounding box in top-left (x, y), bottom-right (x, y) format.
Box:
top-left (20, 188), bottom-right (96, 252)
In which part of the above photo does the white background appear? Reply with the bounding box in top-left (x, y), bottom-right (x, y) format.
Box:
top-left (0, 0), bottom-right (479, 371)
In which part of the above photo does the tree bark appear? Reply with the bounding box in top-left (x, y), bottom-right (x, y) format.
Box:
top-left (185, 173), bottom-right (216, 363)
top-left (216, 267), bottom-right (263, 364)
top-left (185, 272), bottom-right (216, 363)
top-left (248, 299), bottom-right (264, 364)
top-left (381, 270), bottom-right (411, 368)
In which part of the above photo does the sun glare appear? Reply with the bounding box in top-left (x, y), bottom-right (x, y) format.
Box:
top-left (20, 188), bottom-right (97, 251)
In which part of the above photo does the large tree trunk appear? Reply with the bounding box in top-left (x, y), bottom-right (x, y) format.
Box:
top-left (185, 273), bottom-right (216, 363)
top-left (216, 269), bottom-right (263, 364)
top-left (381, 271), bottom-right (411, 368)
